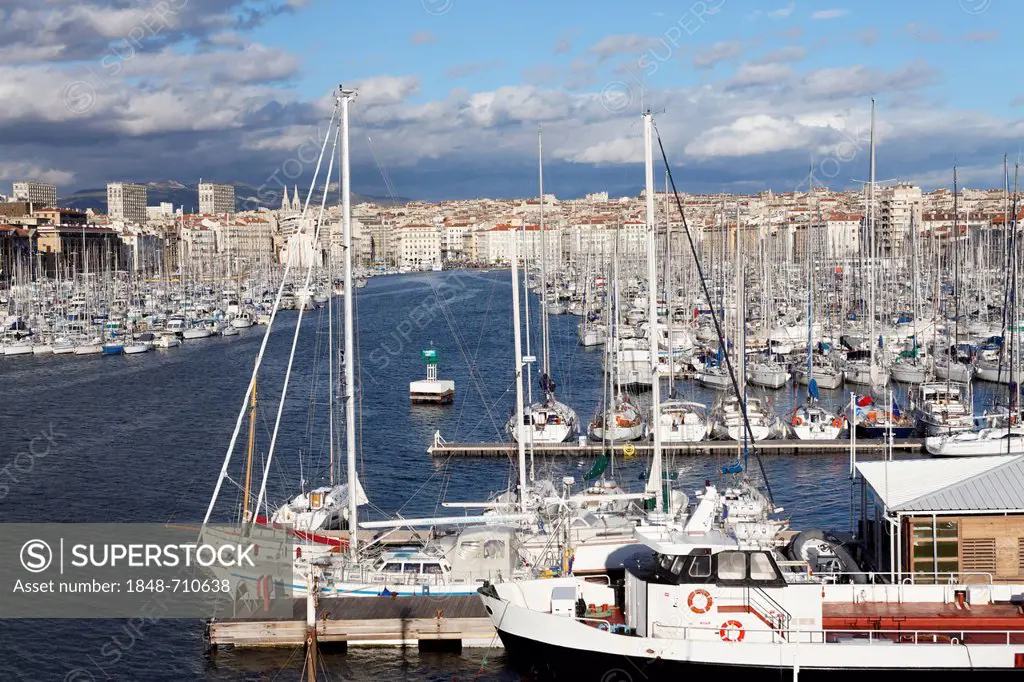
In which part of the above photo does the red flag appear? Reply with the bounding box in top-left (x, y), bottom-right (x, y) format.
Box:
top-left (856, 395), bottom-right (872, 407)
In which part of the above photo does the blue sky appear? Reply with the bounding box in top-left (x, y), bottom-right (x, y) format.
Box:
top-left (0, 0), bottom-right (1019, 200)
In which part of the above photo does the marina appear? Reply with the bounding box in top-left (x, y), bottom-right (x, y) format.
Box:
top-left (3, 3), bottom-right (1024, 679)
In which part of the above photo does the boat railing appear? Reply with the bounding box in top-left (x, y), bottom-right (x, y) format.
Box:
top-left (746, 586), bottom-right (792, 637)
top-left (651, 622), bottom-right (1024, 646)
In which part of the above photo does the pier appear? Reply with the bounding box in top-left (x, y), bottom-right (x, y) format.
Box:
top-left (207, 595), bottom-right (494, 650)
top-left (428, 436), bottom-right (924, 458)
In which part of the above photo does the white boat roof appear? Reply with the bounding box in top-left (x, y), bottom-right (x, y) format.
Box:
top-left (857, 455), bottom-right (1024, 512)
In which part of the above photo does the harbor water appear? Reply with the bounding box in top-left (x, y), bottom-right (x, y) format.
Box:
top-left (0, 270), bottom-right (1006, 681)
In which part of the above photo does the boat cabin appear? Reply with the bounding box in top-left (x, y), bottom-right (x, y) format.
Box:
top-left (856, 455), bottom-right (1024, 583)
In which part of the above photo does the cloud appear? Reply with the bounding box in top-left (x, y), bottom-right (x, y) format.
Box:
top-left (811, 9), bottom-right (849, 20)
top-left (693, 41), bottom-right (743, 69)
top-left (801, 60), bottom-right (940, 101)
top-left (757, 46), bottom-right (806, 64)
top-left (587, 34), bottom-right (659, 62)
top-left (410, 31), bottom-right (436, 45)
top-left (553, 29), bottom-right (579, 54)
top-left (903, 22), bottom-right (943, 43)
top-left (726, 63), bottom-right (792, 89)
top-left (767, 2), bottom-right (796, 18)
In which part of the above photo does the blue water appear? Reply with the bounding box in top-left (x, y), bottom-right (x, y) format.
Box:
top-left (0, 270), bottom-right (1007, 681)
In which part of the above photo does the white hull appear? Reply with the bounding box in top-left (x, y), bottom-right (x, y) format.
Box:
top-left (925, 427), bottom-right (1024, 456)
top-left (890, 363), bottom-right (931, 384)
top-left (182, 328), bottom-right (212, 339)
top-left (74, 344), bottom-right (103, 355)
top-left (123, 344), bottom-right (151, 354)
top-left (934, 360), bottom-right (972, 383)
top-left (746, 365), bottom-right (789, 389)
top-left (32, 345), bottom-right (53, 356)
top-left (4, 344), bottom-right (34, 356)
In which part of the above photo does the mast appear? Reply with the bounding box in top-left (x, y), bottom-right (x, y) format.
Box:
top-left (242, 378), bottom-right (257, 522)
top-left (538, 128), bottom-right (551, 383)
top-left (868, 98), bottom-right (878, 385)
top-left (643, 111), bottom-right (664, 514)
top-left (511, 227), bottom-right (528, 510)
top-left (341, 86), bottom-right (359, 556)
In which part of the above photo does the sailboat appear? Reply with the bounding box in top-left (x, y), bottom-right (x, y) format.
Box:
top-left (506, 130), bottom-right (579, 444)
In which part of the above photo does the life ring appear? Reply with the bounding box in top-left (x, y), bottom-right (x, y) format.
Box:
top-left (791, 416), bottom-right (803, 426)
top-left (623, 443), bottom-right (636, 458)
top-left (687, 589), bottom-right (713, 614)
top-left (720, 619), bottom-right (745, 642)
top-left (831, 418), bottom-right (843, 429)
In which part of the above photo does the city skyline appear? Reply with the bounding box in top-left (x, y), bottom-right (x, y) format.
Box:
top-left (0, 1), bottom-right (1020, 201)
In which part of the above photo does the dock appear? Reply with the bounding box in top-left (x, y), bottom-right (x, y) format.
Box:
top-left (207, 595), bottom-right (495, 650)
top-left (428, 437), bottom-right (924, 458)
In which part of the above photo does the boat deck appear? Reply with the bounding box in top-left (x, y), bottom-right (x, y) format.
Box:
top-left (823, 601), bottom-right (1024, 639)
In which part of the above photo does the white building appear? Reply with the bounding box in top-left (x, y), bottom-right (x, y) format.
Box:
top-left (146, 202), bottom-right (175, 221)
top-left (876, 183), bottom-right (922, 256)
top-left (824, 213), bottom-right (862, 259)
top-left (198, 182), bottom-right (235, 216)
top-left (12, 181), bottom-right (57, 208)
top-left (395, 223), bottom-right (441, 268)
top-left (107, 182), bottom-right (148, 225)
top-left (476, 224), bottom-right (563, 265)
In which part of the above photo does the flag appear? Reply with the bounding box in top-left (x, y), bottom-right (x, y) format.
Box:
top-left (892, 399), bottom-right (901, 419)
top-left (809, 379), bottom-right (819, 401)
top-left (856, 395), bottom-right (872, 407)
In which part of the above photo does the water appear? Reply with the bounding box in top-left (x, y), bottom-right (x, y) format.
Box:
top-left (0, 270), bottom-right (1007, 681)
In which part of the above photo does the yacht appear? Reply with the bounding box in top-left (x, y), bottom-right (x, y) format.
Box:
top-left (710, 395), bottom-right (781, 441)
top-left (925, 424), bottom-right (1024, 457)
top-left (911, 382), bottom-right (974, 436)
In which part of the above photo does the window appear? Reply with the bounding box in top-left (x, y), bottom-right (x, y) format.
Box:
top-left (670, 556), bottom-right (686, 576)
top-left (750, 553), bottom-right (777, 581)
top-left (403, 563), bottom-right (421, 574)
top-left (483, 539), bottom-right (506, 559)
top-left (718, 552), bottom-right (746, 580)
top-left (910, 519), bottom-right (959, 583)
top-left (422, 563), bottom-right (443, 575)
top-left (688, 555), bottom-right (711, 578)
top-left (383, 562), bottom-right (402, 572)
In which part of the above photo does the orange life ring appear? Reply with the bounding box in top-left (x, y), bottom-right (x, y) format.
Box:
top-left (720, 619), bottom-right (745, 642)
top-left (831, 418), bottom-right (843, 429)
top-left (791, 416), bottom-right (803, 426)
top-left (687, 589), bottom-right (713, 614)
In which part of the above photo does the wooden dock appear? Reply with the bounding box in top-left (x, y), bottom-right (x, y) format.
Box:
top-left (428, 438), bottom-right (924, 458)
top-left (207, 595), bottom-right (495, 650)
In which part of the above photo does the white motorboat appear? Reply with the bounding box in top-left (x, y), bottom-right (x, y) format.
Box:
top-left (925, 424), bottom-right (1024, 456)
top-left (912, 382), bottom-right (974, 436)
top-left (746, 359), bottom-right (789, 389)
top-left (154, 332), bottom-right (180, 349)
top-left (230, 313), bottom-right (255, 329)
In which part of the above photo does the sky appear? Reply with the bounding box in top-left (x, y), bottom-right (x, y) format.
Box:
top-left (0, 0), bottom-right (1020, 201)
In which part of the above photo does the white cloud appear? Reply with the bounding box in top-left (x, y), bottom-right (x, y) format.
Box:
top-left (727, 63), bottom-right (792, 89)
top-left (693, 41), bottom-right (743, 69)
top-left (768, 2), bottom-right (796, 18)
top-left (811, 9), bottom-right (850, 20)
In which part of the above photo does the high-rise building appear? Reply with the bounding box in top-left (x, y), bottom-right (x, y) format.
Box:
top-left (198, 182), bottom-right (235, 215)
top-left (12, 181), bottom-right (57, 208)
top-left (107, 182), bottom-right (148, 224)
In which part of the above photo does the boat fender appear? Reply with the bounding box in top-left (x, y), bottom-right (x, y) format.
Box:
top-left (719, 620), bottom-right (744, 642)
top-left (791, 416), bottom-right (803, 426)
top-left (687, 589), bottom-right (713, 614)
top-left (832, 418), bottom-right (843, 429)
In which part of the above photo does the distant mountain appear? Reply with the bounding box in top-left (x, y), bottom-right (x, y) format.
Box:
top-left (58, 181), bottom-right (408, 213)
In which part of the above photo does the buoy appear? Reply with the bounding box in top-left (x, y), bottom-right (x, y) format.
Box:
top-left (831, 418), bottom-right (843, 429)
top-left (720, 620), bottom-right (745, 642)
top-left (687, 589), bottom-right (713, 614)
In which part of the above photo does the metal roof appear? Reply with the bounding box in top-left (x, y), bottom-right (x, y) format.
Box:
top-left (856, 455), bottom-right (1024, 512)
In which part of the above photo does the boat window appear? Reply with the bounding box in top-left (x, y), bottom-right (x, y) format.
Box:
top-left (688, 555), bottom-right (712, 578)
top-left (750, 552), bottom-right (777, 581)
top-left (483, 539), bottom-right (506, 559)
top-left (403, 563), bottom-right (421, 574)
top-left (383, 562), bottom-right (403, 572)
top-left (658, 554), bottom-right (674, 572)
top-left (422, 563), bottom-right (443, 575)
top-left (717, 552), bottom-right (746, 580)
top-left (670, 556), bottom-right (686, 575)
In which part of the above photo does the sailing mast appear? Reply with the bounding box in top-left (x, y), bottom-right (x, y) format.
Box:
top-left (868, 98), bottom-right (879, 386)
top-left (241, 378), bottom-right (257, 522)
top-left (511, 225), bottom-right (528, 510)
top-left (341, 86), bottom-right (359, 557)
top-left (643, 111), bottom-right (664, 514)
top-left (538, 128), bottom-right (551, 387)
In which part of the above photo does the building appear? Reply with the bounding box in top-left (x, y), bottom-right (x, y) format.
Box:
top-left (31, 208), bottom-right (87, 227)
top-left (395, 223), bottom-right (441, 268)
top-left (198, 182), bottom-right (235, 216)
top-left (118, 232), bottom-right (165, 273)
top-left (35, 226), bottom-right (125, 277)
top-left (107, 183), bottom-right (148, 225)
top-left (0, 202), bottom-right (31, 219)
top-left (12, 181), bottom-right (57, 209)
top-left (211, 216), bottom-right (275, 268)
top-left (876, 183), bottom-right (922, 256)
top-left (856, 455), bottom-right (1024, 584)
top-left (146, 202), bottom-right (175, 221)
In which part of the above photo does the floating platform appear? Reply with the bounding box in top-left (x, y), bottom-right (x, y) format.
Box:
top-left (207, 595), bottom-right (494, 650)
top-left (428, 438), bottom-right (924, 458)
top-left (410, 379), bottom-right (455, 404)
